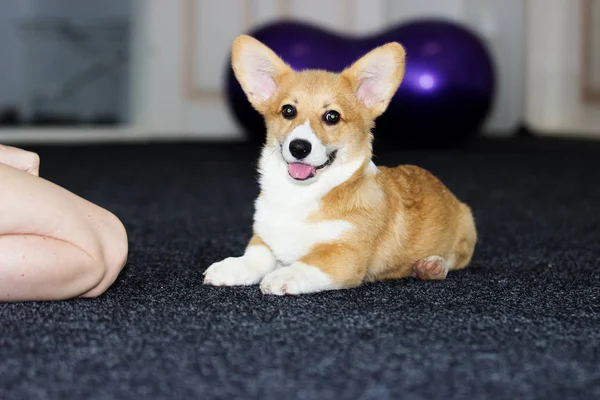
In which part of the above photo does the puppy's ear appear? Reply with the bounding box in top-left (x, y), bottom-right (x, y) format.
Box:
top-left (231, 35), bottom-right (293, 112)
top-left (342, 42), bottom-right (405, 118)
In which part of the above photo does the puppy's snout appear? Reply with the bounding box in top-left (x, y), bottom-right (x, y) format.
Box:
top-left (289, 139), bottom-right (312, 160)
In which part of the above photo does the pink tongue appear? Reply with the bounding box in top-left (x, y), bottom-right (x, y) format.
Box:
top-left (288, 163), bottom-right (316, 180)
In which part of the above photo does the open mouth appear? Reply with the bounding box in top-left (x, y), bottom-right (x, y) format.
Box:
top-left (287, 151), bottom-right (337, 181)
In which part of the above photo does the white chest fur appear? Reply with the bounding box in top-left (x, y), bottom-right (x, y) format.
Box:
top-left (253, 146), bottom-right (365, 265)
top-left (254, 192), bottom-right (352, 265)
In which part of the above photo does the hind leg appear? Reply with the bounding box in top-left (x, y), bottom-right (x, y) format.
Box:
top-left (414, 205), bottom-right (477, 280)
top-left (451, 204), bottom-right (477, 271)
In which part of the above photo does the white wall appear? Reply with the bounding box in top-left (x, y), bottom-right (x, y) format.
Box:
top-left (590, 0), bottom-right (600, 91)
top-left (463, 0), bottom-right (525, 135)
top-left (0, 0), bottom-right (131, 122)
top-left (524, 0), bottom-right (600, 137)
top-left (130, 0), bottom-right (525, 140)
top-left (0, 2), bottom-right (30, 110)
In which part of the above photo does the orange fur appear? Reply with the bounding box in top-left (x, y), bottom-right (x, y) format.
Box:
top-left (229, 35), bottom-right (477, 291)
top-left (247, 233), bottom-right (266, 247)
top-left (316, 164), bottom-right (477, 284)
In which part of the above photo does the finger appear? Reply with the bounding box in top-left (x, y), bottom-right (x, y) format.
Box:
top-left (0, 144), bottom-right (40, 176)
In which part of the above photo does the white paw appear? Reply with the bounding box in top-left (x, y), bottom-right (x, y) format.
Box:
top-left (203, 257), bottom-right (262, 286)
top-left (203, 245), bottom-right (276, 286)
top-left (259, 263), bottom-right (335, 295)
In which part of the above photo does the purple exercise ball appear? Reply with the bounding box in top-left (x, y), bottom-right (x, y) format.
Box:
top-left (225, 19), bottom-right (496, 148)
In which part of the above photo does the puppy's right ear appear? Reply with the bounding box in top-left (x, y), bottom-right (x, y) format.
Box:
top-left (231, 35), bottom-right (292, 112)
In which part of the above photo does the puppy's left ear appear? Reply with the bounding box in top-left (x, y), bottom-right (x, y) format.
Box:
top-left (231, 35), bottom-right (293, 112)
top-left (342, 42), bottom-right (405, 118)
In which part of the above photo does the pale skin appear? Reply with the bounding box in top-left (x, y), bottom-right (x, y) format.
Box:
top-left (0, 144), bottom-right (128, 302)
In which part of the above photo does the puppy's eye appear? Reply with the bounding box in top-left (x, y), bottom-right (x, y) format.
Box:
top-left (281, 104), bottom-right (297, 119)
top-left (323, 110), bottom-right (341, 125)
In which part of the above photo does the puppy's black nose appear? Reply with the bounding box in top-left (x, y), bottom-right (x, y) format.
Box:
top-left (289, 139), bottom-right (312, 159)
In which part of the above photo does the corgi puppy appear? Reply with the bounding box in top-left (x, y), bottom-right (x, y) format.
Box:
top-left (203, 35), bottom-right (477, 295)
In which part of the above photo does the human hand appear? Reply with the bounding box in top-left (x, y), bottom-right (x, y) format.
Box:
top-left (0, 144), bottom-right (40, 176)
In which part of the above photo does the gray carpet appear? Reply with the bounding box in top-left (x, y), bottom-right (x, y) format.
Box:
top-left (0, 137), bottom-right (599, 400)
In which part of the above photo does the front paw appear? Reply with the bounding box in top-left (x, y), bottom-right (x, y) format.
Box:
top-left (260, 263), bottom-right (336, 296)
top-left (204, 256), bottom-right (265, 286)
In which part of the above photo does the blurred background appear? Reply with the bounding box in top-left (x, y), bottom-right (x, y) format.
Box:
top-left (0, 0), bottom-right (598, 145)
